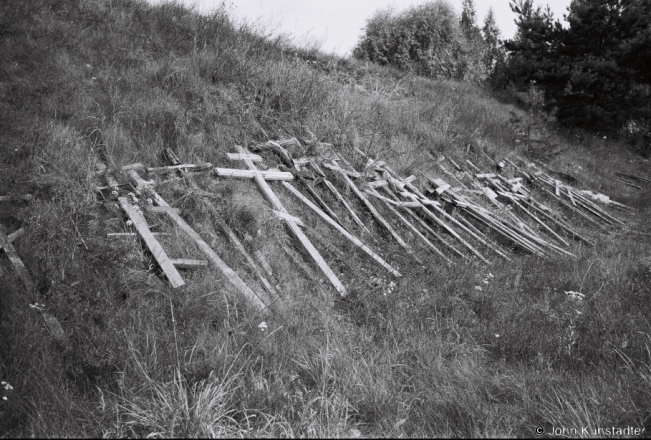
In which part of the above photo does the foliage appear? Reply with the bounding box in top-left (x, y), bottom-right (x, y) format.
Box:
top-left (502, 0), bottom-right (651, 137)
top-left (352, 0), bottom-right (487, 81)
top-left (0, 0), bottom-right (650, 437)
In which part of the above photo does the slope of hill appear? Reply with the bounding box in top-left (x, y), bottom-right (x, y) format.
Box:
top-left (1, 0), bottom-right (651, 437)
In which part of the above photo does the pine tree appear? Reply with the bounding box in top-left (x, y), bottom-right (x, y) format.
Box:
top-left (502, 0), bottom-right (651, 133)
top-left (482, 7), bottom-right (504, 76)
top-left (460, 0), bottom-right (478, 36)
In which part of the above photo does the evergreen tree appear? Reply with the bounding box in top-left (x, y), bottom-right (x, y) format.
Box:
top-left (503, 0), bottom-right (651, 132)
top-left (482, 7), bottom-right (505, 76)
top-left (460, 0), bottom-right (479, 37)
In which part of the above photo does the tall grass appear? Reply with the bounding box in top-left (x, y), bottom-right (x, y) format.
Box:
top-left (1, 0), bottom-right (650, 437)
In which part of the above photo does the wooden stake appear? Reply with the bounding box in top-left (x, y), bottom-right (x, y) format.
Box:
top-left (367, 188), bottom-right (452, 264)
top-left (283, 181), bottom-right (401, 277)
top-left (504, 194), bottom-right (570, 247)
top-left (613, 176), bottom-right (642, 189)
top-left (195, 194), bottom-right (280, 299)
top-left (522, 198), bottom-right (595, 246)
top-left (147, 163), bottom-right (212, 174)
top-left (236, 146), bottom-right (347, 296)
top-left (214, 168), bottom-right (294, 181)
top-left (310, 161), bottom-right (371, 235)
top-left (155, 196), bottom-right (270, 310)
top-left (171, 259), bottom-right (208, 268)
top-left (1, 226), bottom-right (70, 350)
top-left (0, 194), bottom-right (32, 203)
top-left (117, 197), bottom-right (185, 288)
top-left (122, 167), bottom-right (270, 309)
top-left (333, 167), bottom-right (414, 256)
top-left (380, 186), bottom-right (466, 260)
top-left (426, 200), bottom-right (499, 262)
top-left (417, 201), bottom-right (490, 264)
top-left (281, 243), bottom-right (320, 282)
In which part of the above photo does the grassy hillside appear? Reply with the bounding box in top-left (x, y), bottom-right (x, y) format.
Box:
top-left (1, 0), bottom-right (651, 437)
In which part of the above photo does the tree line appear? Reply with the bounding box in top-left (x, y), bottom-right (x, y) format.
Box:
top-left (354, 0), bottom-right (651, 146)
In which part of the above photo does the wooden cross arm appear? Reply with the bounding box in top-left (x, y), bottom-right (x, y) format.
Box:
top-left (214, 168), bottom-right (294, 181)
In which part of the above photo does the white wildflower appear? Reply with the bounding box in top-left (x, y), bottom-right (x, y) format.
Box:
top-left (474, 286), bottom-right (482, 291)
top-left (258, 321), bottom-right (268, 332)
top-left (2, 396), bottom-right (6, 401)
top-left (126, 220), bottom-right (133, 226)
top-left (495, 334), bottom-right (500, 338)
top-left (483, 280), bottom-right (489, 284)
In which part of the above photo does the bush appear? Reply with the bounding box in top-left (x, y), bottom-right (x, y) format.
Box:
top-left (353, 0), bottom-right (487, 82)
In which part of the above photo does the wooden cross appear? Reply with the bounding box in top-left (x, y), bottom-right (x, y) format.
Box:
top-left (228, 145), bottom-right (347, 297)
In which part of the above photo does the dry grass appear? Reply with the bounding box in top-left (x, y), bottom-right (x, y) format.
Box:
top-left (1, 0), bottom-right (650, 437)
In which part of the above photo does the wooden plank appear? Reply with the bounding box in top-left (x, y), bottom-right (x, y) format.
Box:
top-left (615, 171), bottom-right (651, 184)
top-left (274, 210), bottom-right (305, 227)
top-left (117, 197), bottom-right (185, 288)
top-left (7, 228), bottom-right (24, 242)
top-left (298, 175), bottom-right (345, 228)
top-left (463, 206), bottom-right (546, 257)
top-left (504, 194), bottom-right (570, 246)
top-left (367, 180), bottom-right (388, 188)
top-left (214, 168), bottom-right (294, 181)
top-left (466, 160), bottom-right (481, 173)
top-left (404, 175), bottom-right (417, 184)
top-left (613, 176), bottom-right (642, 189)
top-left (249, 140), bottom-right (295, 168)
top-left (537, 183), bottom-right (605, 227)
top-left (310, 161), bottom-right (371, 234)
top-left (417, 201), bottom-right (490, 264)
top-left (437, 163), bottom-right (469, 189)
top-left (447, 157), bottom-right (463, 171)
top-left (337, 171), bottom-right (414, 255)
top-left (554, 180), bottom-right (561, 197)
top-left (420, 197), bottom-right (502, 261)
top-left (171, 259), bottom-right (208, 268)
top-left (567, 187), bottom-right (576, 206)
top-left (192, 191), bottom-right (279, 298)
top-left (281, 244), bottom-right (320, 282)
top-left (107, 232), bottom-right (168, 237)
top-left (1, 227), bottom-right (36, 292)
top-left (0, 194), bottom-right (32, 203)
top-left (1, 226), bottom-right (70, 350)
top-left (236, 145), bottom-right (347, 296)
top-left (125, 168), bottom-right (154, 192)
top-left (283, 182), bottom-right (401, 278)
top-left (254, 250), bottom-right (275, 279)
top-left (523, 198), bottom-right (595, 246)
top-left (227, 153), bottom-right (263, 162)
top-left (152, 193), bottom-right (269, 310)
top-left (367, 188), bottom-right (452, 264)
top-left (322, 162), bottom-right (362, 178)
top-left (314, 169), bottom-right (371, 235)
top-left (380, 186), bottom-right (467, 260)
top-left (451, 211), bottom-right (513, 261)
top-left (145, 206), bottom-right (181, 214)
top-left (147, 163), bottom-right (213, 174)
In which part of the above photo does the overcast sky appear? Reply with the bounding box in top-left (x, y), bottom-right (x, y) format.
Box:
top-left (156, 0), bottom-right (573, 56)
